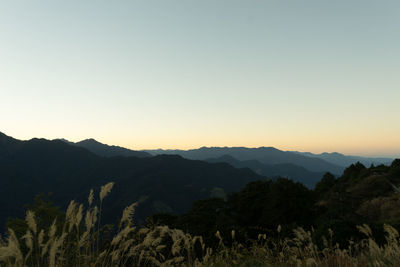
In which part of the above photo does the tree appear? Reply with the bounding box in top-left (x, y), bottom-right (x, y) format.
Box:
top-left (315, 172), bottom-right (336, 195)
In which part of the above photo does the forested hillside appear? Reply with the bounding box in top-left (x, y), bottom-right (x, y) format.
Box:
top-left (0, 132), bottom-right (264, 228)
top-left (150, 160), bottom-right (400, 247)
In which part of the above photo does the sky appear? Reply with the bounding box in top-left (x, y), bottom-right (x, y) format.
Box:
top-left (1, 1), bottom-right (399, 157)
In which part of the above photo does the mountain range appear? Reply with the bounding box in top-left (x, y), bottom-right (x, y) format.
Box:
top-left (144, 147), bottom-right (392, 174)
top-left (0, 132), bottom-right (264, 229)
top-left (66, 137), bottom-right (392, 187)
top-left (57, 137), bottom-right (392, 177)
top-left (291, 151), bottom-right (393, 168)
top-left (1, 131), bottom-right (395, 229)
top-left (145, 147), bottom-right (340, 173)
top-left (204, 155), bottom-right (325, 189)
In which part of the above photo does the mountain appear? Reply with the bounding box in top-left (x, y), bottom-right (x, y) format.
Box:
top-left (0, 132), bottom-right (265, 229)
top-left (62, 140), bottom-right (330, 188)
top-left (144, 147), bottom-right (344, 174)
top-left (71, 138), bottom-right (152, 158)
top-left (59, 140), bottom-right (345, 187)
top-left (291, 151), bottom-right (393, 168)
top-left (205, 155), bottom-right (325, 188)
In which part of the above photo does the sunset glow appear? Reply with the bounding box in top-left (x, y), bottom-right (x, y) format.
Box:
top-left (1, 1), bottom-right (399, 157)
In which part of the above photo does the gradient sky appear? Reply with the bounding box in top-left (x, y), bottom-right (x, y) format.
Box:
top-left (1, 1), bottom-right (399, 157)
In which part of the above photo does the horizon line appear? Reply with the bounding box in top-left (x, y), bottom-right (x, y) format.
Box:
top-left (1, 131), bottom-right (399, 159)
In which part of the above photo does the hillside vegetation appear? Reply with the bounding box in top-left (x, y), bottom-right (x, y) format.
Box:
top-left (150, 160), bottom-right (400, 248)
top-left (1, 160), bottom-right (400, 266)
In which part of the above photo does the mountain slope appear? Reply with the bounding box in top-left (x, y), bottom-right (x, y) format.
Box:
top-left (145, 147), bottom-right (344, 174)
top-left (0, 132), bottom-right (265, 228)
top-left (205, 155), bottom-right (325, 188)
top-left (291, 151), bottom-right (393, 168)
top-left (73, 138), bottom-right (151, 158)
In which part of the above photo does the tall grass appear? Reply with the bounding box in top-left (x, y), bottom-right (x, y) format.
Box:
top-left (1, 182), bottom-right (400, 266)
top-left (0, 182), bottom-right (206, 267)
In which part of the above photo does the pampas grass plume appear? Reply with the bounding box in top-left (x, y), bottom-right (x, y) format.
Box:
top-left (26, 210), bottom-right (37, 234)
top-left (100, 182), bottom-right (114, 202)
top-left (88, 189), bottom-right (94, 206)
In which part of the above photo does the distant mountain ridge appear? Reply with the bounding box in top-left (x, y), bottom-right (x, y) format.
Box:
top-left (291, 151), bottom-right (392, 167)
top-left (59, 138), bottom-right (392, 176)
top-left (205, 155), bottom-right (325, 188)
top-left (3, 131), bottom-right (395, 191)
top-left (144, 147), bottom-right (345, 174)
top-left (58, 138), bottom-right (152, 158)
top-left (63, 138), bottom-right (330, 188)
top-left (60, 138), bottom-right (332, 187)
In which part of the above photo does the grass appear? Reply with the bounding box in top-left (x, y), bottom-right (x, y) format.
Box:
top-left (1, 182), bottom-right (400, 266)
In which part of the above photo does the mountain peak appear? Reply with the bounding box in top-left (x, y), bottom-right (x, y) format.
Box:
top-left (74, 138), bottom-right (151, 158)
top-left (77, 138), bottom-right (101, 144)
top-left (56, 138), bottom-right (72, 143)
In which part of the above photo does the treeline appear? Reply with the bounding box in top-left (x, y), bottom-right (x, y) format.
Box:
top-left (148, 159), bottom-right (400, 248)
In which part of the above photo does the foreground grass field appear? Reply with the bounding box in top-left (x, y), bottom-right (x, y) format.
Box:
top-left (1, 182), bottom-right (400, 267)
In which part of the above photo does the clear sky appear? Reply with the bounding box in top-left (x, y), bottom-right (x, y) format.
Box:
top-left (1, 1), bottom-right (399, 157)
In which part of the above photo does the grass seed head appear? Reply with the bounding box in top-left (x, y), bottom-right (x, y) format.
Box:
top-left (100, 182), bottom-right (114, 202)
top-left (88, 189), bottom-right (94, 206)
top-left (26, 210), bottom-right (37, 234)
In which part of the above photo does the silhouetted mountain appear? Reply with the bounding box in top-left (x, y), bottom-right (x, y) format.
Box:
top-left (205, 155), bottom-right (325, 188)
top-left (0, 132), bottom-right (22, 159)
top-left (72, 138), bottom-right (152, 158)
top-left (0, 132), bottom-right (265, 229)
top-left (290, 151), bottom-right (393, 168)
top-left (144, 147), bottom-right (344, 174)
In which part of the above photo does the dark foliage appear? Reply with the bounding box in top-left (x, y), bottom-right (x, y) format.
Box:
top-left (150, 160), bottom-right (400, 248)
